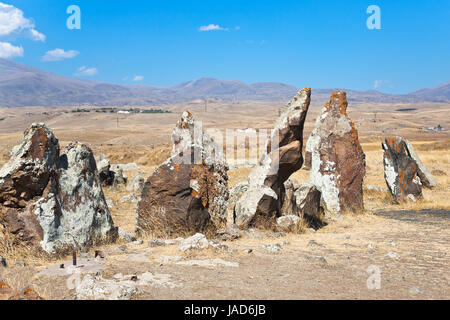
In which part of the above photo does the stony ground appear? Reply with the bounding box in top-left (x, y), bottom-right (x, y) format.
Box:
top-left (1, 209), bottom-right (448, 300)
top-left (0, 101), bottom-right (449, 300)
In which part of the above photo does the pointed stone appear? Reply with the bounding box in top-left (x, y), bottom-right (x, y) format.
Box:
top-left (404, 139), bottom-right (436, 188)
top-left (306, 91), bottom-right (366, 213)
top-left (382, 136), bottom-right (423, 201)
top-left (234, 88), bottom-right (311, 228)
top-left (136, 111), bottom-right (229, 236)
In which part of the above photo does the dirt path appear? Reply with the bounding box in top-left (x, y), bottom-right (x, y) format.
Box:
top-left (1, 210), bottom-right (448, 300)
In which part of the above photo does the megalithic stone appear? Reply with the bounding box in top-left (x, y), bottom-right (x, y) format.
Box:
top-left (306, 91), bottom-right (366, 214)
top-left (234, 88), bottom-right (311, 228)
top-left (382, 136), bottom-right (423, 201)
top-left (0, 124), bottom-right (118, 254)
top-left (136, 111), bottom-right (229, 236)
top-left (404, 139), bottom-right (436, 189)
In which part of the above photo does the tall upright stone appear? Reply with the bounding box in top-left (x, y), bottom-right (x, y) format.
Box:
top-left (234, 88), bottom-right (311, 228)
top-left (306, 91), bottom-right (366, 213)
top-left (136, 111), bottom-right (229, 236)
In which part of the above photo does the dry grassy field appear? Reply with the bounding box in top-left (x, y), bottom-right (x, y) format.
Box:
top-left (0, 99), bottom-right (449, 300)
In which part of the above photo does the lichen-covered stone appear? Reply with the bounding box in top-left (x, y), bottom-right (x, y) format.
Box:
top-left (280, 179), bottom-right (297, 216)
top-left (294, 182), bottom-right (324, 229)
top-left (234, 88), bottom-right (311, 228)
top-left (0, 124), bottom-right (117, 254)
top-left (126, 173), bottom-right (145, 193)
top-left (382, 136), bottom-right (423, 201)
top-left (36, 142), bottom-right (117, 253)
top-left (306, 91), bottom-right (366, 213)
top-left (136, 111), bottom-right (229, 236)
top-left (404, 139), bottom-right (436, 189)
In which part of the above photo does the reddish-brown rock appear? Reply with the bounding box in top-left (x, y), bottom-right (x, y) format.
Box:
top-left (382, 136), bottom-right (423, 201)
top-left (136, 111), bottom-right (229, 236)
top-left (306, 91), bottom-right (366, 213)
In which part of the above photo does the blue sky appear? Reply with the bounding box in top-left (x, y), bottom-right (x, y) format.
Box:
top-left (1, 0), bottom-right (449, 93)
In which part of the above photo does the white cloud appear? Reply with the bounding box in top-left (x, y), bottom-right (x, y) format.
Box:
top-left (0, 41), bottom-right (23, 58)
top-left (42, 48), bottom-right (79, 61)
top-left (0, 2), bottom-right (45, 41)
top-left (133, 75), bottom-right (144, 81)
top-left (374, 80), bottom-right (393, 89)
top-left (199, 24), bottom-right (228, 32)
top-left (374, 80), bottom-right (383, 89)
top-left (30, 29), bottom-right (45, 42)
top-left (75, 66), bottom-right (98, 77)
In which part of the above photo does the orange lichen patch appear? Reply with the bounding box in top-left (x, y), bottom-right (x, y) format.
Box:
top-left (350, 125), bottom-right (363, 151)
top-left (179, 110), bottom-right (194, 129)
top-left (0, 281), bottom-right (13, 300)
top-left (385, 136), bottom-right (404, 154)
top-left (302, 87), bottom-right (311, 94)
top-left (191, 165), bottom-right (214, 209)
top-left (330, 91), bottom-right (348, 115)
top-left (7, 287), bottom-right (44, 300)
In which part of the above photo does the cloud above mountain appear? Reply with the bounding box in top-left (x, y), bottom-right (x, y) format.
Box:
top-left (75, 66), bottom-right (98, 77)
top-left (42, 48), bottom-right (79, 61)
top-left (0, 41), bottom-right (23, 58)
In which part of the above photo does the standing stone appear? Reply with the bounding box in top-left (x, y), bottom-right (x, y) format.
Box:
top-left (306, 91), bottom-right (366, 213)
top-left (43, 142), bottom-right (117, 252)
top-left (280, 180), bottom-right (297, 216)
top-left (404, 139), bottom-right (436, 189)
top-left (234, 88), bottom-right (311, 228)
top-left (0, 124), bottom-right (118, 254)
top-left (97, 159), bottom-right (114, 186)
top-left (0, 124), bottom-right (60, 248)
top-left (294, 182), bottom-right (324, 229)
top-left (136, 111), bottom-right (229, 236)
top-left (382, 136), bottom-right (423, 201)
top-left (126, 174), bottom-right (145, 193)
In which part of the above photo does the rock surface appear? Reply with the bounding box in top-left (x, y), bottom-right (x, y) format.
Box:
top-left (136, 111), bottom-right (229, 236)
top-left (126, 173), bottom-right (145, 193)
top-left (76, 274), bottom-right (141, 300)
top-left (276, 215), bottom-right (300, 230)
top-left (382, 136), bottom-right (423, 201)
top-left (294, 182), bottom-right (324, 229)
top-left (234, 88), bottom-right (311, 228)
top-left (0, 124), bottom-right (117, 253)
top-left (305, 91), bottom-right (366, 213)
top-left (280, 179), bottom-right (297, 216)
top-left (404, 139), bottom-right (436, 189)
top-left (178, 233), bottom-right (210, 251)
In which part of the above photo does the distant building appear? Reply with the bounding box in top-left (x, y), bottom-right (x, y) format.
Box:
top-left (426, 124), bottom-right (443, 132)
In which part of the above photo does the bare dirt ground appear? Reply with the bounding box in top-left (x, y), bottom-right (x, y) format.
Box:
top-left (0, 100), bottom-right (449, 300)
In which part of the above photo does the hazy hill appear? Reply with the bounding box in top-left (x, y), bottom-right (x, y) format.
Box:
top-left (0, 58), bottom-right (448, 107)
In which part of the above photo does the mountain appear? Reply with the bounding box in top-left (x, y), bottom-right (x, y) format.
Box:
top-left (409, 81), bottom-right (450, 102)
top-left (0, 58), bottom-right (448, 107)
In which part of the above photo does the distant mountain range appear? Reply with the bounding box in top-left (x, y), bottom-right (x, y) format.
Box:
top-left (0, 58), bottom-right (449, 107)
